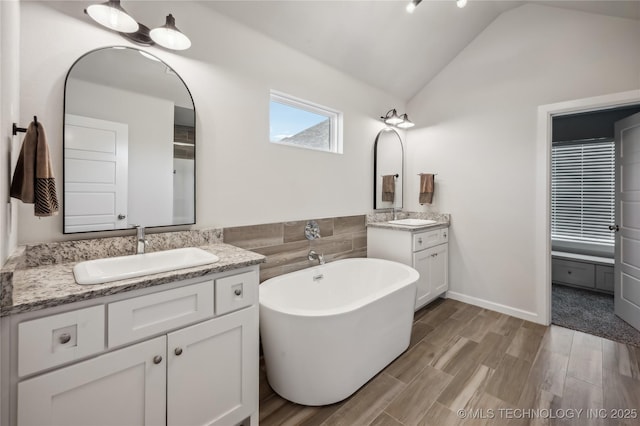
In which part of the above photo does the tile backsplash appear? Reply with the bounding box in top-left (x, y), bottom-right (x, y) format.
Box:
top-left (223, 215), bottom-right (367, 282)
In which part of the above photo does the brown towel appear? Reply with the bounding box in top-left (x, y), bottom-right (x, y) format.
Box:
top-left (419, 173), bottom-right (434, 205)
top-left (10, 121), bottom-right (59, 216)
top-left (382, 174), bottom-right (396, 202)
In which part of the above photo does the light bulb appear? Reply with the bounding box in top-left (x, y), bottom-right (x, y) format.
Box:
top-left (457, 0), bottom-right (468, 8)
top-left (150, 14), bottom-right (192, 50)
top-left (85, 1), bottom-right (138, 33)
top-left (406, 3), bottom-right (416, 13)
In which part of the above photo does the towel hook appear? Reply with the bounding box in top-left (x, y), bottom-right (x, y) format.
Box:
top-left (12, 116), bottom-right (38, 136)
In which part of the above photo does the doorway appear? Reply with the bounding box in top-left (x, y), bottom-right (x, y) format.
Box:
top-left (547, 103), bottom-right (640, 345)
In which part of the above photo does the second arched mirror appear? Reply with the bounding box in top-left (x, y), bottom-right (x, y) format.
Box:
top-left (373, 128), bottom-right (403, 210)
top-left (63, 46), bottom-right (195, 233)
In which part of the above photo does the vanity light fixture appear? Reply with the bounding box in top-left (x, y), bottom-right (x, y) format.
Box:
top-left (85, 1), bottom-right (192, 50)
top-left (381, 109), bottom-right (415, 129)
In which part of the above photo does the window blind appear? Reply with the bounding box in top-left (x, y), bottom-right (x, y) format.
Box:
top-left (551, 140), bottom-right (615, 245)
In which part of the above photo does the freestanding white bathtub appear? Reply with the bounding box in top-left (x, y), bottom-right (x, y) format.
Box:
top-left (259, 257), bottom-right (419, 406)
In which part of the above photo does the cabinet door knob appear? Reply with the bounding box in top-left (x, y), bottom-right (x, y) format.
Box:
top-left (567, 271), bottom-right (572, 275)
top-left (117, 214), bottom-right (126, 220)
top-left (234, 288), bottom-right (242, 296)
top-left (153, 355), bottom-right (163, 364)
top-left (609, 224), bottom-right (619, 232)
top-left (418, 238), bottom-right (423, 244)
top-left (59, 333), bottom-right (71, 344)
top-left (174, 347), bottom-right (183, 356)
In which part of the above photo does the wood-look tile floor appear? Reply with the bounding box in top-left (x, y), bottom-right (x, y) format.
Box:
top-left (259, 298), bottom-right (640, 426)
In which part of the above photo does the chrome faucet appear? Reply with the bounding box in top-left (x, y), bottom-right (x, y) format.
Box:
top-left (308, 250), bottom-right (325, 265)
top-left (135, 226), bottom-right (148, 254)
top-left (392, 207), bottom-right (400, 220)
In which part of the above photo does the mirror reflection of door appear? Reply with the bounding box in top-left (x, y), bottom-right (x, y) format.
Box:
top-left (63, 47), bottom-right (196, 233)
top-left (614, 111), bottom-right (640, 332)
top-left (64, 115), bottom-right (128, 232)
top-left (373, 128), bottom-right (403, 210)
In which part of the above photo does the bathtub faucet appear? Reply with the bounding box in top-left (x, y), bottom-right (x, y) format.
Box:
top-left (308, 250), bottom-right (325, 265)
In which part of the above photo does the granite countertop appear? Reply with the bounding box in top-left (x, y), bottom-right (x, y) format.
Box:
top-left (1, 243), bottom-right (265, 317)
top-left (366, 212), bottom-right (450, 232)
top-left (366, 220), bottom-right (449, 232)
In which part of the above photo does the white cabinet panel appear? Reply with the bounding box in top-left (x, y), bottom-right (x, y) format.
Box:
top-left (413, 250), bottom-right (433, 309)
top-left (431, 244), bottom-right (449, 295)
top-left (18, 336), bottom-right (166, 426)
top-left (167, 306), bottom-right (258, 426)
top-left (18, 305), bottom-right (105, 377)
top-left (108, 280), bottom-right (214, 347)
top-left (215, 271), bottom-right (258, 315)
top-left (368, 226), bottom-right (449, 311)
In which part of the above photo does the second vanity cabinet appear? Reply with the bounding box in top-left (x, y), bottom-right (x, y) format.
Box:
top-left (368, 226), bottom-right (449, 310)
top-left (5, 267), bottom-right (259, 426)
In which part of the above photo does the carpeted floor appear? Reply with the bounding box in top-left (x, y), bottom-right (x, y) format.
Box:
top-left (552, 284), bottom-right (640, 347)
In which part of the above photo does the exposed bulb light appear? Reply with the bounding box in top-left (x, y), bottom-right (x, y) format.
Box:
top-left (383, 109), bottom-right (404, 125)
top-left (396, 114), bottom-right (415, 129)
top-left (381, 109), bottom-right (414, 129)
top-left (457, 0), bottom-right (468, 8)
top-left (85, 0), bottom-right (138, 33)
top-left (406, 0), bottom-right (422, 14)
top-left (150, 14), bottom-right (192, 51)
top-left (85, 3), bottom-right (192, 50)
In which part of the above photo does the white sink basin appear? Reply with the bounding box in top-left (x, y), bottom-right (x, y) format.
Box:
top-left (73, 247), bottom-right (219, 285)
top-left (388, 219), bottom-right (438, 226)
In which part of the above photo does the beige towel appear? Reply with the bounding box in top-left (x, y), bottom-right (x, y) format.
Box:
top-left (10, 121), bottom-right (59, 216)
top-left (382, 174), bottom-right (396, 202)
top-left (419, 173), bottom-right (434, 205)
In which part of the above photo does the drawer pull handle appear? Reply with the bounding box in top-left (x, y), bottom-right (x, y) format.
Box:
top-left (234, 289), bottom-right (242, 296)
top-left (153, 355), bottom-right (163, 364)
top-left (174, 347), bottom-right (183, 356)
top-left (418, 238), bottom-right (423, 244)
top-left (59, 333), bottom-right (71, 344)
top-left (568, 271), bottom-right (572, 275)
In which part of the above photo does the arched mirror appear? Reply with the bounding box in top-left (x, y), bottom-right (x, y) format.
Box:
top-left (63, 47), bottom-right (195, 233)
top-left (373, 128), bottom-right (403, 210)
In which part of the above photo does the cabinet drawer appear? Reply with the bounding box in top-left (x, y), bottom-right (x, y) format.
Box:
top-left (215, 271), bottom-right (258, 315)
top-left (596, 265), bottom-right (614, 292)
top-left (552, 258), bottom-right (595, 287)
top-left (108, 280), bottom-right (214, 347)
top-left (18, 305), bottom-right (105, 377)
top-left (413, 228), bottom-right (447, 251)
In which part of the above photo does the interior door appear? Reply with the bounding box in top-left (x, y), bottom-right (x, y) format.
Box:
top-left (64, 114), bottom-right (128, 232)
top-left (614, 112), bottom-right (640, 331)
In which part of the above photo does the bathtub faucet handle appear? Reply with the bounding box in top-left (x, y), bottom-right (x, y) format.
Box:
top-left (308, 250), bottom-right (325, 265)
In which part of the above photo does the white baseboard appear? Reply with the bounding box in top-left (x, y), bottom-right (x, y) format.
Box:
top-left (445, 291), bottom-right (544, 325)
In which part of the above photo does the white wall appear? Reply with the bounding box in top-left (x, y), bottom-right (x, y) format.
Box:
top-left (406, 4), bottom-right (640, 321)
top-left (1, 0), bottom-right (20, 264)
top-left (17, 1), bottom-right (402, 244)
top-left (66, 79), bottom-right (174, 227)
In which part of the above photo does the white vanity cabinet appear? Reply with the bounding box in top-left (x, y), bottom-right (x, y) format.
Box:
top-left (368, 226), bottom-right (449, 310)
top-left (6, 267), bottom-right (260, 426)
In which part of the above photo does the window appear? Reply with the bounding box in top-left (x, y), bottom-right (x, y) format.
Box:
top-left (551, 140), bottom-right (615, 246)
top-left (269, 91), bottom-right (343, 153)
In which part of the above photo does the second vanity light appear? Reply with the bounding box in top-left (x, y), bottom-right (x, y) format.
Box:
top-left (381, 109), bottom-right (415, 129)
top-left (85, 0), bottom-right (192, 50)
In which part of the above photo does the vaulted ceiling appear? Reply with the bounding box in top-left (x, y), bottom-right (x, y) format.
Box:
top-left (205, 1), bottom-right (640, 100)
